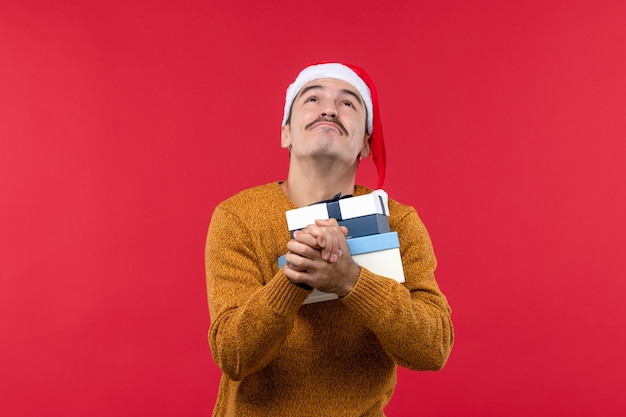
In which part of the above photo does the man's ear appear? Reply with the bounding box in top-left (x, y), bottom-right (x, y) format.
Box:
top-left (281, 125), bottom-right (292, 149)
top-left (360, 133), bottom-right (372, 158)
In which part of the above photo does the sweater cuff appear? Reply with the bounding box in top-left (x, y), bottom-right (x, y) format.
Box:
top-left (340, 267), bottom-right (397, 316)
top-left (262, 270), bottom-right (311, 316)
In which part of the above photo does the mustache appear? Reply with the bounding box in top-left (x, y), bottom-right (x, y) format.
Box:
top-left (305, 117), bottom-right (348, 135)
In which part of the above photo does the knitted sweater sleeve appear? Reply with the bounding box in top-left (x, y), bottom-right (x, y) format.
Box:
top-left (205, 203), bottom-right (311, 381)
top-left (339, 203), bottom-right (454, 371)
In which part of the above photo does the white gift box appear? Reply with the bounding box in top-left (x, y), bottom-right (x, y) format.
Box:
top-left (285, 190), bottom-right (389, 231)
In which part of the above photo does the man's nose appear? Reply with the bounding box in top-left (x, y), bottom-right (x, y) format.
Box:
top-left (320, 102), bottom-right (338, 118)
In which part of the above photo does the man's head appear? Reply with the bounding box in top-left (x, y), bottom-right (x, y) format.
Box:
top-left (281, 62), bottom-right (386, 189)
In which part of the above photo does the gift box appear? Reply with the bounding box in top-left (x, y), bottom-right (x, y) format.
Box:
top-left (339, 213), bottom-right (391, 238)
top-left (278, 232), bottom-right (404, 304)
top-left (291, 213), bottom-right (390, 239)
top-left (285, 190), bottom-right (389, 231)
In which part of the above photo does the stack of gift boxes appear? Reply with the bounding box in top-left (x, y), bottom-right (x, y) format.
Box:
top-left (278, 190), bottom-right (405, 304)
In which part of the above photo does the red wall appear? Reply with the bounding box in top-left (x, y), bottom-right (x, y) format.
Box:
top-left (1, 1), bottom-right (625, 416)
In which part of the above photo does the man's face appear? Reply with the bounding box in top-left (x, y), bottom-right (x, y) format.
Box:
top-left (281, 78), bottom-right (371, 165)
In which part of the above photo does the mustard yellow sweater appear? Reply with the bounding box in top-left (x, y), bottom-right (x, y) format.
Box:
top-left (205, 182), bottom-right (453, 417)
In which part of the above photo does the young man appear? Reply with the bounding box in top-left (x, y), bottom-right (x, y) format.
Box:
top-left (205, 62), bottom-right (453, 416)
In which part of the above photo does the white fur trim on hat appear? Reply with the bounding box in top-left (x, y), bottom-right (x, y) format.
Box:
top-left (282, 63), bottom-right (373, 133)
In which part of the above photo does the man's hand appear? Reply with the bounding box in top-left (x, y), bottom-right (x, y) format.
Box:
top-left (283, 219), bottom-right (360, 297)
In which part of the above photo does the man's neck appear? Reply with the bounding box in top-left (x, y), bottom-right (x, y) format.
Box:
top-left (281, 164), bottom-right (357, 208)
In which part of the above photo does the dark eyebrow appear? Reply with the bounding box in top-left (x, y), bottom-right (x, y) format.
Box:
top-left (296, 84), bottom-right (323, 99)
top-left (297, 84), bottom-right (364, 106)
top-left (340, 88), bottom-right (364, 106)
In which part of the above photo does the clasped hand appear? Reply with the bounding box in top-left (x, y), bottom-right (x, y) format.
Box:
top-left (283, 219), bottom-right (360, 297)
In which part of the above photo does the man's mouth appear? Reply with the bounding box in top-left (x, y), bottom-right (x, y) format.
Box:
top-left (305, 118), bottom-right (347, 135)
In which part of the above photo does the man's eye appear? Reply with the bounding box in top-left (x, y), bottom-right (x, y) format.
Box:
top-left (341, 101), bottom-right (354, 108)
top-left (305, 97), bottom-right (318, 102)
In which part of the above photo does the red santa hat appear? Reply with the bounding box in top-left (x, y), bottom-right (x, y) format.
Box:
top-left (282, 62), bottom-right (386, 189)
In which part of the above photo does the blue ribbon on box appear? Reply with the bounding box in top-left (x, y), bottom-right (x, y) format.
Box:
top-left (323, 194), bottom-right (388, 220)
top-left (311, 192), bottom-right (352, 205)
top-left (313, 193), bottom-right (352, 220)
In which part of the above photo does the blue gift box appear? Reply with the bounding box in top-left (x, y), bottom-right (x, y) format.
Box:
top-left (291, 213), bottom-right (390, 239)
top-left (343, 230), bottom-right (399, 255)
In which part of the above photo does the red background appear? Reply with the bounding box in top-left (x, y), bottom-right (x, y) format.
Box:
top-left (1, 1), bottom-right (625, 416)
